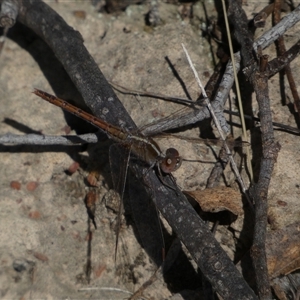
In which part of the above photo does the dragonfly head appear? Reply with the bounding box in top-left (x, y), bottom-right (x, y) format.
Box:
top-left (160, 148), bottom-right (182, 173)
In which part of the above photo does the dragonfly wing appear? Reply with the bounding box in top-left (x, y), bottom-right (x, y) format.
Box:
top-left (128, 171), bottom-right (164, 267)
top-left (109, 143), bottom-right (131, 259)
top-left (139, 105), bottom-right (196, 137)
top-left (110, 144), bottom-right (164, 266)
top-left (154, 133), bottom-right (249, 148)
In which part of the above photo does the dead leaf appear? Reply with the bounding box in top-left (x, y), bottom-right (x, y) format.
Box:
top-left (184, 186), bottom-right (243, 216)
top-left (266, 222), bottom-right (300, 278)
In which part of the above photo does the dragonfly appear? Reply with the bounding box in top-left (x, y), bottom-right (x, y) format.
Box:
top-left (33, 89), bottom-right (183, 175)
top-left (33, 88), bottom-right (186, 262)
top-left (33, 88), bottom-right (246, 262)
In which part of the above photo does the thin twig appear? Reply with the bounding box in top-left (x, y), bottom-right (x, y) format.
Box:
top-left (268, 39), bottom-right (300, 77)
top-left (78, 286), bottom-right (132, 295)
top-left (273, 0), bottom-right (300, 117)
top-left (221, 0), bottom-right (253, 182)
top-left (254, 3), bottom-right (274, 28)
top-left (0, 132), bottom-right (99, 145)
top-left (109, 81), bottom-right (194, 106)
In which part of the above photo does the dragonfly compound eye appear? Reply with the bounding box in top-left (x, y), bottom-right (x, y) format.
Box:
top-left (173, 156), bottom-right (182, 171)
top-left (160, 148), bottom-right (182, 173)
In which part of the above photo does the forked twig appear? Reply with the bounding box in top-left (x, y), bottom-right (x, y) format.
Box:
top-left (181, 44), bottom-right (250, 200)
top-left (227, 2), bottom-right (283, 298)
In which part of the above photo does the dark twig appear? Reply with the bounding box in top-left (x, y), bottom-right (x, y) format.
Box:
top-left (260, 54), bottom-right (269, 72)
top-left (226, 2), bottom-right (283, 299)
top-left (11, 1), bottom-right (257, 298)
top-left (268, 39), bottom-right (300, 77)
top-left (255, 1), bottom-right (292, 28)
top-left (273, 0), bottom-right (300, 116)
top-left (227, 0), bottom-right (256, 75)
top-left (224, 109), bottom-right (300, 134)
top-left (250, 56), bottom-right (281, 300)
top-left (254, 3), bottom-right (274, 28)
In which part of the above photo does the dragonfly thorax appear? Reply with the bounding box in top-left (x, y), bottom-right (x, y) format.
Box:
top-left (127, 136), bottom-right (182, 174)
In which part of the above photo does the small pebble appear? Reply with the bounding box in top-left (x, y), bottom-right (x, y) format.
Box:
top-left (10, 181), bottom-right (21, 190)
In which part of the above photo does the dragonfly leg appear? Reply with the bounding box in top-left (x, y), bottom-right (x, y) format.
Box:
top-left (139, 163), bottom-right (178, 194)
